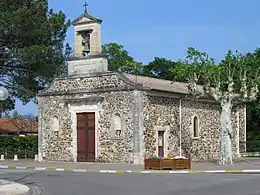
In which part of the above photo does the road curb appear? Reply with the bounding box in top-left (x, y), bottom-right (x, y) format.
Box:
top-left (1, 165), bottom-right (260, 174)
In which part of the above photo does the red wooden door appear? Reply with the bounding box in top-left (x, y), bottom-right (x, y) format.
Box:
top-left (158, 131), bottom-right (164, 158)
top-left (77, 112), bottom-right (95, 162)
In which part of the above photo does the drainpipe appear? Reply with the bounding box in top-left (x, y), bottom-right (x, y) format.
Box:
top-left (179, 98), bottom-right (182, 157)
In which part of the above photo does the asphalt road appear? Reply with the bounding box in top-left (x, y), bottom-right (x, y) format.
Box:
top-left (1, 169), bottom-right (260, 195)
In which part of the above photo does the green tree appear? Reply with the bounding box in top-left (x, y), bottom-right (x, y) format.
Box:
top-left (0, 98), bottom-right (15, 117)
top-left (171, 47), bottom-right (260, 166)
top-left (244, 49), bottom-right (260, 133)
top-left (101, 43), bottom-right (142, 74)
top-left (143, 57), bottom-right (178, 80)
top-left (247, 102), bottom-right (260, 132)
top-left (0, 0), bottom-right (71, 104)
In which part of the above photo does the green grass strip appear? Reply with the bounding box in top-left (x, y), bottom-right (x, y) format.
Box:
top-left (225, 170), bottom-right (244, 173)
top-left (46, 167), bottom-right (56, 171)
top-left (8, 166), bottom-right (16, 169)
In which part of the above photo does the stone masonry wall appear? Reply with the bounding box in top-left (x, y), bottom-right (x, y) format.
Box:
top-left (96, 91), bottom-right (134, 163)
top-left (180, 99), bottom-right (220, 160)
top-left (38, 72), bottom-right (246, 162)
top-left (143, 94), bottom-right (244, 160)
top-left (38, 95), bottom-right (74, 161)
top-left (238, 104), bottom-right (246, 153)
top-left (38, 73), bottom-right (135, 163)
top-left (142, 95), bottom-right (179, 158)
top-left (41, 73), bottom-right (132, 94)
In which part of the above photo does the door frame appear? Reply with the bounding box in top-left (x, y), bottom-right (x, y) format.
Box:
top-left (155, 126), bottom-right (169, 158)
top-left (69, 101), bottom-right (102, 162)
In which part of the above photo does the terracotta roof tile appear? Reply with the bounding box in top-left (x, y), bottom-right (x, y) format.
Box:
top-left (123, 74), bottom-right (204, 94)
top-left (0, 119), bottom-right (38, 133)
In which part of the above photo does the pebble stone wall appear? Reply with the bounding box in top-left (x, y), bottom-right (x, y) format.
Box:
top-left (142, 95), bottom-right (246, 160)
top-left (38, 72), bottom-right (136, 163)
top-left (38, 72), bottom-right (246, 163)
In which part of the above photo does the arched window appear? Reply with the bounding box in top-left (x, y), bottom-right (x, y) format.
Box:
top-left (113, 113), bottom-right (122, 137)
top-left (193, 116), bottom-right (199, 138)
top-left (53, 115), bottom-right (60, 137)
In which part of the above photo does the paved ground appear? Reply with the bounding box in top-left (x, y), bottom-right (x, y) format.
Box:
top-left (0, 178), bottom-right (31, 195)
top-left (1, 157), bottom-right (260, 171)
top-left (1, 169), bottom-right (260, 195)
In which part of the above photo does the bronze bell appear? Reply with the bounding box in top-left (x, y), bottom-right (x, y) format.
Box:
top-left (81, 32), bottom-right (91, 56)
top-left (82, 42), bottom-right (90, 56)
top-left (83, 43), bottom-right (90, 52)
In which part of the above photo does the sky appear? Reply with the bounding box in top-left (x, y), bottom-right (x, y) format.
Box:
top-left (15, 0), bottom-right (260, 116)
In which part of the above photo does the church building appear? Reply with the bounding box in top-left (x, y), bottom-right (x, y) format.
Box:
top-left (37, 9), bottom-right (246, 164)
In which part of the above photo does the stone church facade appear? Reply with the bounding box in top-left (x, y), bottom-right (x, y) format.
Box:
top-left (37, 10), bottom-right (246, 164)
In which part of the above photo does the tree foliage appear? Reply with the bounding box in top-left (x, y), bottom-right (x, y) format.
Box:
top-left (0, 0), bottom-right (71, 103)
top-left (101, 43), bottom-right (142, 74)
top-left (0, 98), bottom-right (15, 116)
top-left (143, 57), bottom-right (178, 80)
top-left (171, 47), bottom-right (260, 102)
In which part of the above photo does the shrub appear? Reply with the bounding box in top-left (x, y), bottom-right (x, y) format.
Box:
top-left (0, 136), bottom-right (38, 159)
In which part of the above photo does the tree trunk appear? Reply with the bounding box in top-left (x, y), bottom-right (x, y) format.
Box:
top-left (218, 101), bottom-right (233, 166)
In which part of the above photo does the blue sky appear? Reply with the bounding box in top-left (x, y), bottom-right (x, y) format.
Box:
top-left (15, 0), bottom-right (260, 116)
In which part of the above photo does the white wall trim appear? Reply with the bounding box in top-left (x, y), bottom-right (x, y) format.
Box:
top-left (38, 107), bottom-right (43, 162)
top-left (52, 115), bottom-right (60, 137)
top-left (68, 101), bottom-right (102, 162)
top-left (110, 110), bottom-right (124, 138)
top-left (154, 126), bottom-right (170, 158)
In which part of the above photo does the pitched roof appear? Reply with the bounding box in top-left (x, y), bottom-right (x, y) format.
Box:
top-left (0, 119), bottom-right (38, 134)
top-left (123, 73), bottom-right (204, 95)
top-left (72, 12), bottom-right (102, 25)
top-left (38, 72), bottom-right (206, 97)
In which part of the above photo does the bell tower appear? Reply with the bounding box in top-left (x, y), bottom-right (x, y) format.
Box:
top-left (68, 3), bottom-right (108, 75)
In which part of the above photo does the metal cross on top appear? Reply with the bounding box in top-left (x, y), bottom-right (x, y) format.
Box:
top-left (83, 2), bottom-right (88, 13)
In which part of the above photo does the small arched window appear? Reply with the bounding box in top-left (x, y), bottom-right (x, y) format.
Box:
top-left (113, 113), bottom-right (122, 137)
top-left (193, 116), bottom-right (199, 138)
top-left (53, 115), bottom-right (60, 137)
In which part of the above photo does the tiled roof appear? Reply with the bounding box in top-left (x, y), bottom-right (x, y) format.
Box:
top-left (0, 119), bottom-right (38, 134)
top-left (123, 74), bottom-right (204, 94)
